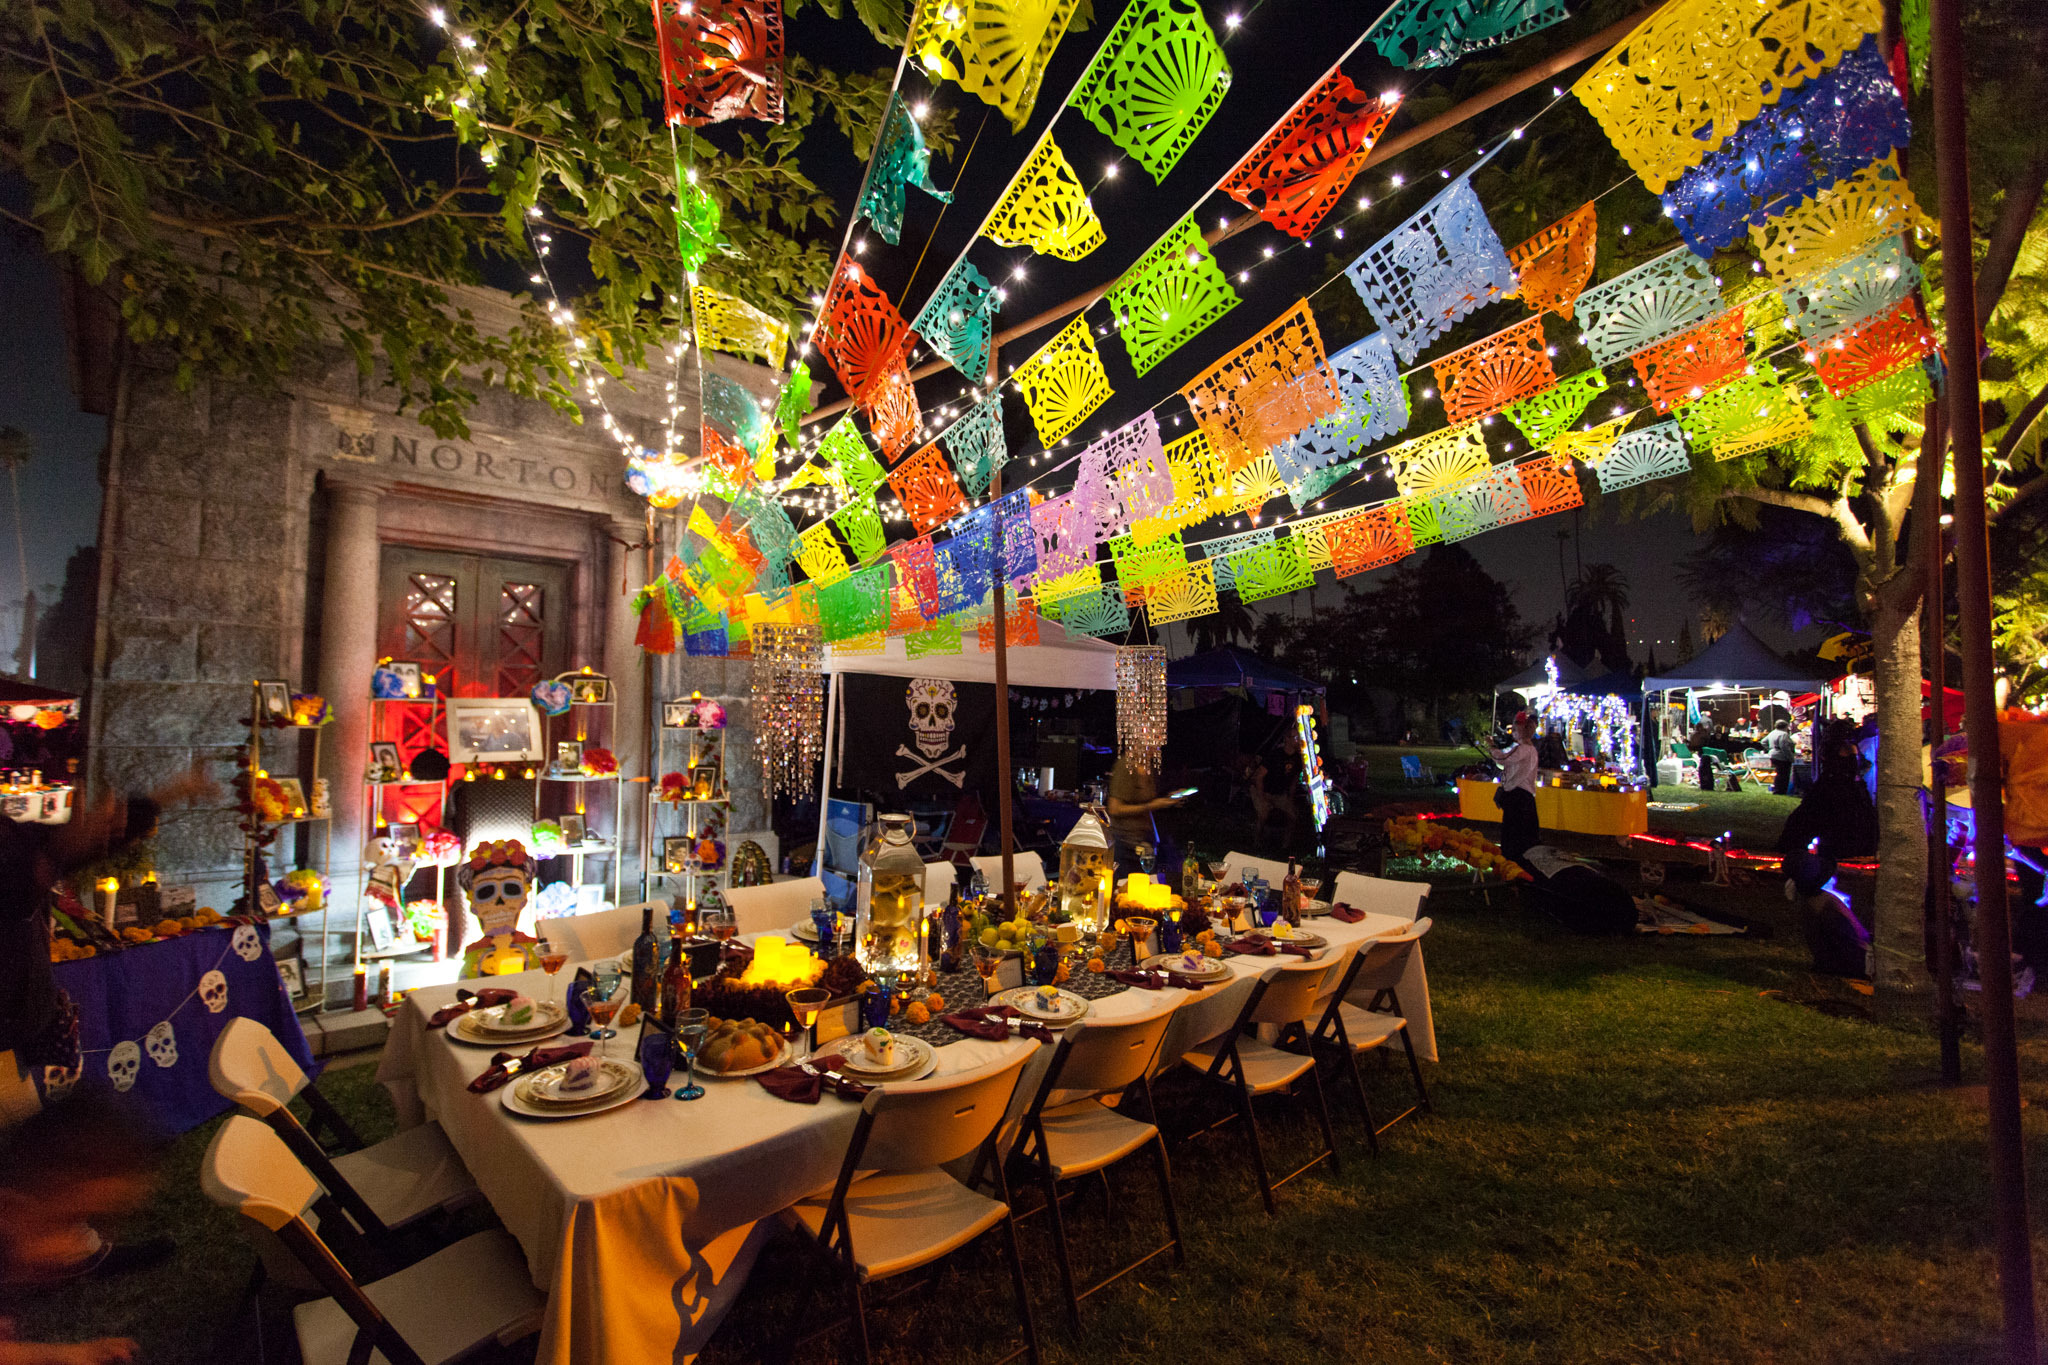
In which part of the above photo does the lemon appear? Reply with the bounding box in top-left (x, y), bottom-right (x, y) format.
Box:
top-left (978, 927), bottom-right (1000, 947)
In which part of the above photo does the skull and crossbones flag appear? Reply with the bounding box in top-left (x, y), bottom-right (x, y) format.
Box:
top-left (838, 675), bottom-right (1000, 800)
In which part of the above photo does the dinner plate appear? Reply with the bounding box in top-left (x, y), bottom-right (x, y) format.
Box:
top-left (789, 920), bottom-right (818, 942)
top-left (500, 1062), bottom-right (646, 1119)
top-left (993, 986), bottom-right (1091, 1023)
top-left (1244, 928), bottom-right (1327, 949)
top-left (696, 1036), bottom-right (792, 1079)
top-left (450, 1011), bottom-right (569, 1047)
top-left (826, 1034), bottom-right (935, 1077)
top-left (469, 999), bottom-right (568, 1036)
top-left (814, 1039), bottom-right (938, 1083)
top-left (1139, 953), bottom-right (1232, 983)
top-left (521, 1057), bottom-right (638, 1107)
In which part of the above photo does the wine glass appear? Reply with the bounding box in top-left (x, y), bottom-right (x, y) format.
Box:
top-left (537, 938), bottom-right (569, 1004)
top-left (585, 990), bottom-right (620, 1060)
top-left (673, 1008), bottom-right (709, 1101)
top-left (590, 964), bottom-right (622, 1040)
top-left (970, 944), bottom-right (1004, 1002)
top-left (702, 908), bottom-right (737, 943)
top-left (784, 987), bottom-right (830, 1064)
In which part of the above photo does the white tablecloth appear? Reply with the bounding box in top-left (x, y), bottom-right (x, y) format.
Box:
top-left (376, 910), bottom-right (1431, 1365)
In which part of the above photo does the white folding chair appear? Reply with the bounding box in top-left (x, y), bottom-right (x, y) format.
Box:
top-left (924, 860), bottom-right (957, 907)
top-left (1010, 1002), bottom-right (1182, 1331)
top-left (538, 903), bottom-right (647, 962)
top-left (969, 850), bottom-right (1048, 894)
top-left (1222, 851), bottom-right (1290, 889)
top-left (1311, 918), bottom-right (1435, 1150)
top-left (201, 1116), bottom-right (544, 1365)
top-left (788, 1050), bottom-right (1040, 1365)
top-left (1178, 958), bottom-right (1339, 1214)
top-left (208, 1019), bottom-right (479, 1243)
top-left (724, 875), bottom-right (826, 939)
top-left (1331, 871), bottom-right (1429, 922)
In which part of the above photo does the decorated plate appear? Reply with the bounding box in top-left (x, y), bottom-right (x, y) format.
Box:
top-left (520, 1057), bottom-right (638, 1107)
top-left (696, 1036), bottom-right (791, 1079)
top-left (994, 986), bottom-right (1092, 1023)
top-left (1244, 928), bottom-right (1327, 949)
top-left (1140, 953), bottom-right (1231, 983)
top-left (789, 920), bottom-right (818, 942)
top-left (1301, 899), bottom-right (1333, 918)
top-left (469, 999), bottom-right (568, 1036)
top-left (501, 1061), bottom-right (645, 1119)
top-left (814, 1037), bottom-right (938, 1082)
top-left (450, 1011), bottom-right (569, 1047)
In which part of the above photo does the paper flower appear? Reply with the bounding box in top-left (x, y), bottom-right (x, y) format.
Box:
top-left (289, 694), bottom-right (333, 727)
top-left (579, 747), bottom-right (619, 777)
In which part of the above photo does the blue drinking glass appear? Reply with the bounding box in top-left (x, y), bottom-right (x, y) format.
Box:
top-left (637, 1024), bottom-right (673, 1099)
top-left (860, 984), bottom-right (894, 1028)
top-left (1159, 917), bottom-right (1183, 955)
top-left (564, 979), bottom-right (590, 1036)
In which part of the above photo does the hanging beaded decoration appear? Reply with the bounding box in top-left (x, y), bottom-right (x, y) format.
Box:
top-left (1749, 153), bottom-right (1927, 283)
top-left (1220, 74), bottom-right (1396, 239)
top-left (751, 624), bottom-right (823, 802)
top-left (1634, 308), bottom-right (1751, 413)
top-left (1781, 236), bottom-right (1921, 346)
top-left (981, 133), bottom-right (1107, 261)
top-left (817, 260), bottom-right (911, 407)
top-left (945, 392), bottom-right (1008, 497)
top-left (1201, 527), bottom-right (1274, 590)
top-left (1141, 559), bottom-right (1219, 625)
top-left (793, 520), bottom-right (852, 587)
top-left (912, 259), bottom-right (1000, 382)
top-left (858, 92), bottom-right (955, 245)
top-left (1504, 369), bottom-right (1608, 449)
top-left (651, 0), bottom-right (786, 128)
top-left (817, 416), bottom-right (889, 495)
top-left (1029, 492), bottom-right (1098, 583)
top-left (1507, 201), bottom-right (1597, 320)
top-left (1392, 423), bottom-right (1490, 498)
top-left (1675, 365), bottom-right (1813, 458)
top-left (1432, 316), bottom-right (1558, 427)
top-left (1591, 421), bottom-right (1693, 493)
top-left (1180, 300), bottom-right (1341, 470)
top-left (910, 0), bottom-right (1082, 132)
top-left (1327, 504), bottom-right (1415, 576)
top-left (1273, 331), bottom-right (1411, 484)
top-left (888, 443), bottom-right (967, 537)
top-left (1660, 36), bottom-right (1909, 257)
top-left (1104, 217), bottom-right (1240, 376)
top-left (1109, 531), bottom-right (1187, 605)
top-left (1518, 454), bottom-right (1585, 517)
top-left (1115, 646), bottom-right (1170, 774)
top-left (1073, 412), bottom-right (1175, 541)
top-left (692, 286), bottom-right (790, 370)
top-left (1052, 584), bottom-right (1132, 638)
top-left (1573, 246), bottom-right (1724, 368)
top-left (831, 493), bottom-right (887, 564)
top-left (1345, 174), bottom-right (1518, 363)
top-left (1374, 0), bottom-right (1571, 69)
top-left (1228, 538), bottom-right (1314, 603)
top-left (864, 362), bottom-right (922, 463)
top-left (1068, 0), bottom-right (1231, 183)
top-left (1572, 0), bottom-right (1881, 194)
top-left (1812, 295), bottom-right (1938, 397)
top-left (1012, 316), bottom-right (1114, 447)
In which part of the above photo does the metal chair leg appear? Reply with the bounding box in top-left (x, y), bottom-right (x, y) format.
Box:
top-left (1400, 1026), bottom-right (1433, 1114)
top-left (1000, 1212), bottom-right (1043, 1365)
top-left (1150, 1134), bottom-right (1185, 1267)
top-left (1305, 1056), bottom-right (1340, 1176)
top-left (1039, 1164), bottom-right (1082, 1334)
top-left (847, 1271), bottom-right (872, 1365)
top-left (1346, 1048), bottom-right (1381, 1156)
top-left (1237, 1084), bottom-right (1276, 1215)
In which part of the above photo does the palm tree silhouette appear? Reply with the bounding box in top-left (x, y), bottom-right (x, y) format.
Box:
top-left (1188, 594), bottom-right (1257, 653)
top-left (1566, 563), bottom-right (1630, 664)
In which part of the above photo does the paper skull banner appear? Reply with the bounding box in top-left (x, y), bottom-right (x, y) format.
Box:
top-left (837, 674), bottom-right (999, 799)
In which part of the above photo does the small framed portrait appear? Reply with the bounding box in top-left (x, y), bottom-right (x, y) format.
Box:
top-left (663, 836), bottom-right (694, 874)
top-left (554, 740), bottom-right (584, 774)
top-left (387, 821), bottom-right (419, 856)
top-left (388, 661), bottom-right (424, 699)
top-left (559, 814), bottom-right (586, 846)
top-left (446, 698), bottom-right (544, 763)
top-left (256, 881), bottom-right (283, 916)
top-left (367, 742), bottom-right (403, 784)
top-left (257, 680), bottom-right (293, 722)
top-left (687, 758), bottom-right (720, 801)
top-left (364, 903), bottom-right (396, 952)
top-left (662, 699), bottom-right (694, 728)
top-left (273, 777), bottom-right (309, 820)
top-left (275, 958), bottom-right (305, 1000)
top-left (568, 674), bottom-right (611, 705)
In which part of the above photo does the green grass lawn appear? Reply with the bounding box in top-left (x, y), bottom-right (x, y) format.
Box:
top-left (18, 890), bottom-right (2048, 1364)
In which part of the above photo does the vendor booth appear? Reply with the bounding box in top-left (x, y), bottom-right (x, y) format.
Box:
top-left (1464, 660), bottom-right (1650, 835)
top-left (1641, 622), bottom-right (1829, 790)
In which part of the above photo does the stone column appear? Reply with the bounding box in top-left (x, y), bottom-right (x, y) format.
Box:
top-left (317, 472), bottom-right (388, 889)
top-left (605, 517), bottom-right (650, 902)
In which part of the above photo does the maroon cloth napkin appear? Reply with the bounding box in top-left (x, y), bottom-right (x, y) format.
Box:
top-left (469, 1040), bottom-right (592, 1094)
top-left (941, 1006), bottom-right (1054, 1044)
top-left (1109, 969), bottom-right (1207, 991)
top-left (756, 1064), bottom-right (874, 1104)
top-left (1227, 938), bottom-right (1317, 959)
top-left (429, 986), bottom-right (519, 1030)
top-left (1329, 904), bottom-right (1367, 924)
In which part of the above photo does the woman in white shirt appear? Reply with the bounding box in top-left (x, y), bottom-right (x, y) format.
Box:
top-left (1488, 710), bottom-right (1541, 861)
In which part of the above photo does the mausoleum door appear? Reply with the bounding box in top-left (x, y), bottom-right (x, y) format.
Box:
top-left (377, 548), bottom-right (572, 702)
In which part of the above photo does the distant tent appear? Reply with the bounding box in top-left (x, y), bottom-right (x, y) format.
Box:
top-left (1166, 645), bottom-right (1325, 693)
top-left (1641, 621), bottom-right (1828, 695)
top-left (1492, 654), bottom-right (1589, 697)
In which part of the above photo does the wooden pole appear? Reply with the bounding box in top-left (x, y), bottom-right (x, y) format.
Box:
top-left (1914, 402), bottom-right (1960, 1083)
top-left (1930, 0), bottom-right (2038, 1354)
top-left (987, 345), bottom-right (1018, 916)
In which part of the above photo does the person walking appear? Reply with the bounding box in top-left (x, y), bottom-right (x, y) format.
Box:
top-left (1489, 710), bottom-right (1542, 862)
top-left (1766, 719), bottom-right (1798, 795)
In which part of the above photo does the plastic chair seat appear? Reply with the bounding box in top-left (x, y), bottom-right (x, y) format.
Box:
top-left (1181, 1038), bottom-right (1317, 1096)
top-left (1036, 1099), bottom-right (1159, 1180)
top-left (291, 1230), bottom-right (544, 1365)
top-left (328, 1121), bottom-right (478, 1229)
top-left (1332, 1002), bottom-right (1409, 1053)
top-left (793, 1168), bottom-right (1010, 1282)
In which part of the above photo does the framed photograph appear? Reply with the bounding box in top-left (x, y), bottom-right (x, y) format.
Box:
top-left (665, 696), bottom-right (727, 729)
top-left (568, 674), bottom-right (611, 705)
top-left (662, 699), bottom-right (694, 728)
top-left (387, 822), bottom-right (419, 856)
top-left (257, 881), bottom-right (283, 916)
top-left (276, 958), bottom-right (305, 1000)
top-left (367, 742), bottom-right (402, 784)
top-left (687, 758), bottom-right (721, 801)
top-left (388, 661), bottom-right (424, 700)
top-left (446, 698), bottom-right (544, 763)
top-left (559, 814), bottom-right (586, 846)
top-left (364, 904), bottom-right (396, 952)
top-left (663, 836), bottom-right (694, 874)
top-left (554, 740), bottom-right (584, 774)
top-left (273, 777), bottom-right (308, 820)
top-left (257, 680), bottom-right (292, 722)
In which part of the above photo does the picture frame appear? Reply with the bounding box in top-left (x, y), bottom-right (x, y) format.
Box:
top-left (663, 836), bottom-right (694, 874)
top-left (388, 660), bottom-right (424, 700)
top-left (387, 822), bottom-right (419, 856)
top-left (364, 903), bottom-right (396, 951)
top-left (445, 698), bottom-right (544, 763)
top-left (687, 757), bottom-right (721, 801)
top-left (664, 696), bottom-right (727, 729)
top-left (257, 882), bottom-right (283, 916)
top-left (662, 699), bottom-right (694, 728)
top-left (554, 740), bottom-right (584, 774)
top-left (568, 673), bottom-right (611, 705)
top-left (367, 742), bottom-right (403, 784)
top-left (276, 958), bottom-right (305, 1000)
top-left (273, 777), bottom-right (309, 820)
top-left (257, 680), bottom-right (293, 722)
top-left (559, 814), bottom-right (586, 846)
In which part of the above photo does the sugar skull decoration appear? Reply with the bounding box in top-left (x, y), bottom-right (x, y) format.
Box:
top-left (458, 839), bottom-right (541, 978)
top-left (907, 677), bottom-right (958, 758)
top-left (362, 835), bottom-right (417, 912)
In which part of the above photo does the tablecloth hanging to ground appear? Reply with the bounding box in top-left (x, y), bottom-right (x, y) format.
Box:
top-left (54, 920), bottom-right (317, 1133)
top-left (377, 909), bottom-right (1427, 1365)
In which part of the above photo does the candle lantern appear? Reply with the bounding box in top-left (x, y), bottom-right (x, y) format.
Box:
top-left (855, 814), bottom-right (926, 982)
top-left (1058, 809), bottom-right (1114, 932)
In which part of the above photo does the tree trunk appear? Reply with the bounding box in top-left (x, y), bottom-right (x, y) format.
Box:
top-left (1869, 595), bottom-right (1932, 1009)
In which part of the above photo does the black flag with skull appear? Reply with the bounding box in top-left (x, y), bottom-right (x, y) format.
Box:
top-left (837, 675), bottom-right (1000, 804)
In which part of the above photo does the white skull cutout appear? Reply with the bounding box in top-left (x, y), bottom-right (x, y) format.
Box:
top-left (107, 1041), bottom-right (142, 1092)
top-left (907, 678), bottom-right (958, 759)
top-left (231, 924), bottom-right (262, 962)
top-left (43, 1059), bottom-right (80, 1103)
top-left (145, 1021), bottom-right (178, 1069)
top-left (198, 970), bottom-right (229, 1014)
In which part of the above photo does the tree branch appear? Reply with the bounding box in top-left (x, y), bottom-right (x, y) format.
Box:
top-left (1979, 147), bottom-right (2048, 323)
top-left (1994, 382), bottom-right (2048, 470)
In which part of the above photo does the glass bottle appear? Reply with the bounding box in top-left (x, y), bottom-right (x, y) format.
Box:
top-left (630, 905), bottom-right (660, 1011)
top-left (657, 924), bottom-right (690, 1024)
top-left (1282, 859), bottom-right (1303, 927)
top-left (1058, 808), bottom-right (1114, 933)
top-left (855, 814), bottom-right (925, 984)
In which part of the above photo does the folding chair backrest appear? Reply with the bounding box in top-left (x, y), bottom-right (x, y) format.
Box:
top-left (970, 850), bottom-right (1047, 892)
top-left (725, 877), bottom-right (825, 939)
top-left (1348, 918), bottom-right (1432, 998)
top-left (1040, 1004), bottom-right (1177, 1099)
top-left (1331, 870), bottom-right (1427, 922)
top-left (1400, 755), bottom-right (1424, 780)
top-left (1249, 960), bottom-right (1334, 1025)
top-left (1223, 851), bottom-right (1289, 887)
top-left (855, 1049), bottom-right (1034, 1172)
top-left (209, 1017), bottom-right (310, 1118)
top-left (924, 861), bottom-right (957, 905)
top-left (542, 903), bottom-right (648, 962)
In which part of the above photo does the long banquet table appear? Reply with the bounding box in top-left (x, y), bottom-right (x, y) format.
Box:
top-left (377, 908), bottom-right (1428, 1365)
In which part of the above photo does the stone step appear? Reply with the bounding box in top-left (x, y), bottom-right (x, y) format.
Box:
top-left (304, 1007), bottom-right (390, 1057)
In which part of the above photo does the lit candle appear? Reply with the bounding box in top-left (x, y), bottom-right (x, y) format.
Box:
top-left (97, 877), bottom-right (119, 932)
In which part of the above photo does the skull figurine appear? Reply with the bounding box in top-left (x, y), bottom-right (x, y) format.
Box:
top-left (231, 924), bottom-right (262, 962)
top-left (107, 1040), bottom-right (142, 1092)
top-left (145, 1020), bottom-right (178, 1069)
top-left (198, 970), bottom-right (229, 1014)
top-left (906, 678), bottom-right (958, 760)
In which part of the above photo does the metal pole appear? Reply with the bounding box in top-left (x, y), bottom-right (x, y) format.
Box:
top-left (1914, 402), bottom-right (1960, 1083)
top-left (812, 670), bottom-right (839, 879)
top-left (1931, 0), bottom-right (2038, 1354)
top-left (989, 451), bottom-right (1018, 917)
